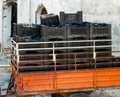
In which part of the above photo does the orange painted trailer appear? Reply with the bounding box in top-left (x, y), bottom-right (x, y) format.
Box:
top-left (7, 39), bottom-right (120, 96)
top-left (13, 68), bottom-right (120, 96)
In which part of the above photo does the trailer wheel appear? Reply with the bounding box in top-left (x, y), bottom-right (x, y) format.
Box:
top-left (68, 93), bottom-right (90, 97)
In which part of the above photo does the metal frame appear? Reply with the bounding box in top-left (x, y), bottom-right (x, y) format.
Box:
top-left (11, 38), bottom-right (119, 72)
top-left (8, 38), bottom-right (120, 96)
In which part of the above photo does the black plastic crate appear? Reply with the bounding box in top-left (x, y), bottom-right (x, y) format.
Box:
top-left (19, 51), bottom-right (44, 61)
top-left (89, 46), bottom-right (111, 57)
top-left (91, 36), bottom-right (111, 46)
top-left (67, 37), bottom-right (90, 48)
top-left (42, 53), bottom-right (67, 71)
top-left (18, 62), bottom-right (67, 72)
top-left (15, 40), bottom-right (45, 55)
top-left (18, 43), bottom-right (44, 50)
top-left (43, 49), bottom-right (67, 69)
top-left (43, 49), bottom-right (67, 60)
top-left (41, 25), bottom-right (67, 40)
top-left (89, 55), bottom-right (112, 68)
top-left (112, 57), bottom-right (120, 67)
top-left (19, 49), bottom-right (44, 55)
top-left (66, 22), bottom-right (90, 39)
top-left (40, 14), bottom-right (60, 26)
top-left (60, 11), bottom-right (82, 24)
top-left (95, 59), bottom-right (112, 68)
top-left (95, 48), bottom-right (112, 65)
top-left (95, 48), bottom-right (111, 57)
top-left (13, 24), bottom-right (41, 36)
top-left (13, 23), bottom-right (17, 36)
top-left (43, 62), bottom-right (67, 71)
top-left (13, 35), bottom-right (41, 42)
top-left (89, 46), bottom-right (111, 53)
top-left (90, 23), bottom-right (111, 38)
top-left (13, 23), bottom-right (23, 36)
top-left (69, 49), bottom-right (90, 58)
top-left (43, 38), bottom-right (67, 50)
top-left (67, 49), bottom-right (90, 65)
top-left (18, 63), bottom-right (44, 73)
top-left (22, 24), bottom-right (41, 36)
top-left (95, 41), bottom-right (111, 46)
top-left (89, 44), bottom-right (112, 65)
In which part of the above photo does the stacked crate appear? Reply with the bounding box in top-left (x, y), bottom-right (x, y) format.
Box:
top-left (66, 22), bottom-right (90, 69)
top-left (40, 12), bottom-right (87, 70)
top-left (40, 13), bottom-right (67, 48)
top-left (13, 24), bottom-right (41, 42)
top-left (12, 41), bottom-right (45, 73)
top-left (40, 13), bottom-right (68, 70)
top-left (18, 53), bottom-right (45, 72)
top-left (66, 22), bottom-right (90, 43)
top-left (59, 11), bottom-right (90, 69)
top-left (41, 25), bottom-right (68, 70)
top-left (40, 14), bottom-right (60, 26)
top-left (12, 23), bottom-right (44, 73)
top-left (11, 11), bottom-right (113, 73)
top-left (90, 23), bottom-right (111, 68)
top-left (60, 11), bottom-right (82, 24)
top-left (41, 25), bottom-right (67, 42)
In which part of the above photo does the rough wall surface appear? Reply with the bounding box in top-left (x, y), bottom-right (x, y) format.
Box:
top-left (0, 0), bottom-right (3, 43)
top-left (18, 0), bottom-right (82, 23)
top-left (18, 0), bottom-right (30, 23)
top-left (3, 6), bottom-right (11, 48)
top-left (0, 0), bottom-right (11, 48)
top-left (82, 0), bottom-right (120, 55)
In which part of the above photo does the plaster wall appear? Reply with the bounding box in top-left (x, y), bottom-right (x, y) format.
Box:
top-left (18, 0), bottom-right (30, 23)
top-left (3, 6), bottom-right (11, 48)
top-left (82, 0), bottom-right (120, 56)
top-left (18, 0), bottom-right (82, 23)
top-left (0, 0), bottom-right (3, 44)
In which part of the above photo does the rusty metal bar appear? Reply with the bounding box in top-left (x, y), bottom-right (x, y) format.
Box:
top-left (74, 53), bottom-right (77, 70)
top-left (11, 38), bottom-right (120, 73)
